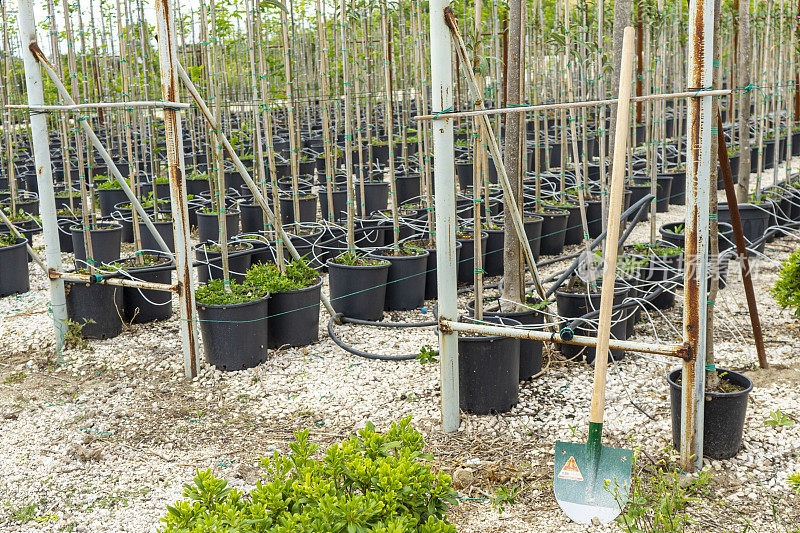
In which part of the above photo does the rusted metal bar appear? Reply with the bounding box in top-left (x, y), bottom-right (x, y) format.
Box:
top-left (6, 101), bottom-right (190, 111)
top-left (439, 319), bottom-right (690, 359)
top-left (412, 90), bottom-right (732, 121)
top-left (154, 0), bottom-right (201, 379)
top-left (716, 111), bottom-right (769, 369)
top-left (49, 270), bottom-right (180, 292)
top-left (682, 0), bottom-right (715, 473)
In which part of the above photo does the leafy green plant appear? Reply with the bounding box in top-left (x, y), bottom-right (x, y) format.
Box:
top-left (188, 171), bottom-right (210, 181)
top-left (160, 417), bottom-right (458, 532)
top-left (772, 249), bottom-right (800, 317)
top-left (629, 242), bottom-right (683, 257)
top-left (330, 251), bottom-right (388, 267)
top-left (64, 318), bottom-right (92, 350)
top-left (789, 472), bottom-right (800, 494)
top-left (195, 278), bottom-right (269, 306)
top-left (417, 345), bottom-right (438, 364)
top-left (490, 484), bottom-right (519, 513)
top-left (0, 233), bottom-right (20, 247)
top-left (96, 180), bottom-right (122, 190)
top-left (764, 409), bottom-right (795, 427)
top-left (613, 451), bottom-right (711, 533)
top-left (244, 260), bottom-right (319, 293)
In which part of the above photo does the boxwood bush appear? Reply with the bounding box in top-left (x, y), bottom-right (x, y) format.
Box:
top-left (160, 417), bottom-right (458, 532)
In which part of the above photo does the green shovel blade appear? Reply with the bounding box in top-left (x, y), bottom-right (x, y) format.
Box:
top-left (554, 435), bottom-right (632, 524)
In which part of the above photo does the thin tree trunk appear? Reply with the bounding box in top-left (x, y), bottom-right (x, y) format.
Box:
top-left (735, 0), bottom-right (751, 202)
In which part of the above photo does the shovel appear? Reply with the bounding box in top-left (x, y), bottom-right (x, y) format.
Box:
top-left (554, 26), bottom-right (635, 525)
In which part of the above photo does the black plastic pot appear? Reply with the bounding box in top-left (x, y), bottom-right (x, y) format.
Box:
top-left (395, 175), bottom-right (421, 205)
top-left (327, 258), bottom-right (390, 321)
top-left (538, 209), bottom-right (569, 256)
top-left (458, 316), bottom-right (521, 415)
top-left (197, 296), bottom-right (270, 371)
top-left (57, 218), bottom-right (77, 252)
top-left (120, 259), bottom-right (173, 323)
top-left (268, 278), bottom-right (323, 348)
top-left (65, 280), bottom-right (124, 339)
top-left (456, 232), bottom-right (488, 283)
top-left (467, 297), bottom-right (544, 380)
top-left (71, 223), bottom-right (123, 268)
top-left (668, 368), bottom-right (753, 460)
top-left (138, 220), bottom-right (175, 253)
top-left (662, 171), bottom-right (686, 205)
top-left (0, 238), bottom-right (30, 296)
top-left (318, 188), bottom-right (349, 222)
top-left (196, 210), bottom-right (241, 243)
top-left (371, 250), bottom-right (429, 311)
top-left (195, 241), bottom-right (253, 284)
top-left (279, 195), bottom-right (317, 225)
top-left (482, 227), bottom-right (505, 276)
top-left (421, 241), bottom-right (462, 300)
top-left (240, 203), bottom-right (267, 234)
top-left (632, 176), bottom-right (673, 213)
top-left (97, 188), bottom-right (129, 217)
top-left (718, 202), bottom-right (771, 254)
top-left (523, 215), bottom-right (544, 261)
top-left (562, 204), bottom-right (584, 245)
top-left (555, 286), bottom-right (629, 362)
top-left (186, 178), bottom-right (211, 196)
top-left (355, 181), bottom-right (390, 214)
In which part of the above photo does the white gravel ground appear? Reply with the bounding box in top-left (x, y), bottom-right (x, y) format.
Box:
top-left (1, 162), bottom-right (799, 532)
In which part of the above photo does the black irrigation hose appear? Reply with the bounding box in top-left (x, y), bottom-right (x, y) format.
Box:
top-left (327, 315), bottom-right (424, 361)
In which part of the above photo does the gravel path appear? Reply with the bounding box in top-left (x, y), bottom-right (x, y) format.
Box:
top-left (1, 168), bottom-right (799, 532)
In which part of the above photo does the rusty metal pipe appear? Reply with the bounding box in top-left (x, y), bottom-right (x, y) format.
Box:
top-left (439, 319), bottom-right (690, 359)
top-left (716, 111), bottom-right (768, 369)
top-left (412, 90), bottom-right (732, 121)
top-left (154, 0), bottom-right (201, 379)
top-left (49, 270), bottom-right (180, 292)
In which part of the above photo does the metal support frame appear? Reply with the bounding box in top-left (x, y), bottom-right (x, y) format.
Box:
top-left (6, 101), bottom-right (190, 111)
top-left (154, 0), bottom-right (201, 378)
top-left (49, 271), bottom-right (179, 292)
top-left (17, 0), bottom-right (68, 349)
top-left (682, 0), bottom-right (715, 473)
top-left (428, 1), bottom-right (718, 470)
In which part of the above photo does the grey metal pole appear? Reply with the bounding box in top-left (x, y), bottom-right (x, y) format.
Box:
top-left (17, 0), bottom-right (68, 349)
top-left (154, 0), bottom-right (201, 379)
top-left (429, 0), bottom-right (460, 433)
top-left (682, 0), bottom-right (714, 473)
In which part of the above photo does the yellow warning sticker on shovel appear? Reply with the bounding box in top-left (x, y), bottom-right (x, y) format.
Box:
top-left (557, 456), bottom-right (584, 481)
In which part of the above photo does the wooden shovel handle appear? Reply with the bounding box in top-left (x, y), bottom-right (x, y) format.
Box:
top-left (589, 26), bottom-right (636, 426)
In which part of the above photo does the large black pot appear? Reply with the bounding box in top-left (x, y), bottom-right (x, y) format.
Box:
top-left (456, 232), bottom-right (488, 283)
top-left (327, 258), bottom-right (390, 321)
top-left (318, 188), bottom-right (349, 222)
top-left (420, 240), bottom-right (463, 300)
top-left (555, 286), bottom-right (629, 362)
top-left (662, 170), bottom-right (686, 205)
top-left (138, 220), bottom-right (175, 253)
top-left (355, 181), bottom-right (390, 215)
top-left (483, 227), bottom-right (505, 276)
top-left (97, 187), bottom-right (129, 217)
top-left (371, 250), bottom-right (429, 311)
top-left (196, 210), bottom-right (241, 243)
top-left (395, 175), bottom-right (421, 205)
top-left (467, 297), bottom-right (544, 380)
top-left (65, 280), bottom-right (124, 339)
top-left (268, 278), bottom-right (323, 348)
top-left (538, 209), bottom-right (569, 256)
top-left (279, 195), bottom-right (317, 225)
top-left (718, 202), bottom-right (771, 254)
top-left (240, 203), bottom-right (268, 234)
top-left (458, 316), bottom-right (521, 415)
top-left (195, 241), bottom-right (253, 284)
top-left (632, 175), bottom-right (673, 213)
top-left (197, 296), bottom-right (270, 371)
top-left (0, 237), bottom-right (30, 296)
top-left (71, 223), bottom-right (123, 268)
top-left (120, 258), bottom-right (173, 323)
top-left (523, 215), bottom-right (544, 261)
top-left (668, 368), bottom-right (753, 460)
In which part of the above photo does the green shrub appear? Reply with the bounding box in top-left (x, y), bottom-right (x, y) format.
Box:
top-left (160, 417), bottom-right (458, 532)
top-left (96, 180), bottom-right (122, 190)
top-left (245, 259), bottom-right (319, 293)
top-left (773, 249), bottom-right (800, 317)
